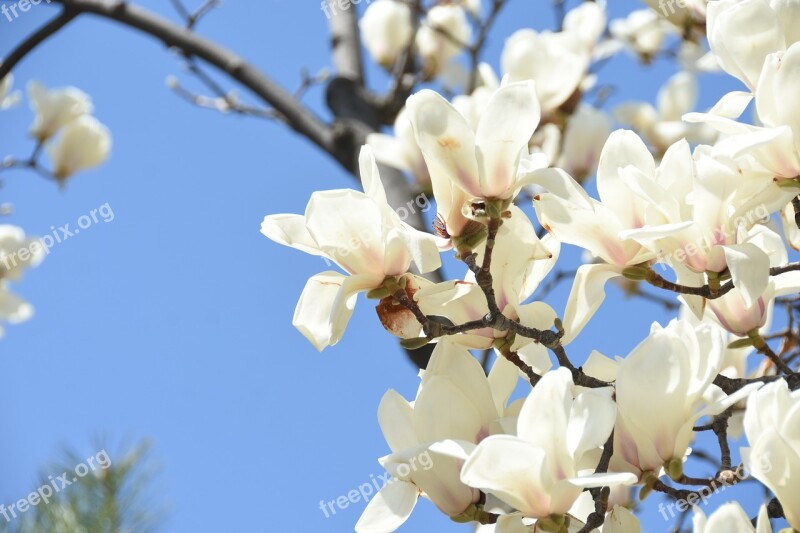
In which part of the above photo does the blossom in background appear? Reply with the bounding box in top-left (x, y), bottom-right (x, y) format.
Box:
top-left (742, 379), bottom-right (800, 530)
top-left (642, 0), bottom-right (708, 28)
top-left (260, 146), bottom-right (441, 350)
top-left (0, 63), bottom-right (21, 110)
top-left (48, 115), bottom-right (112, 182)
top-left (501, 29), bottom-right (588, 115)
top-left (28, 81), bottom-right (93, 141)
top-left (356, 340), bottom-right (520, 533)
top-left (416, 4), bottom-right (471, 77)
top-left (0, 225), bottom-right (45, 338)
top-left (366, 108), bottom-right (430, 190)
top-left (460, 368), bottom-right (636, 525)
top-left (608, 8), bottom-right (674, 60)
top-left (557, 104), bottom-right (612, 181)
top-left (613, 71), bottom-right (717, 154)
top-left (359, 0), bottom-right (413, 69)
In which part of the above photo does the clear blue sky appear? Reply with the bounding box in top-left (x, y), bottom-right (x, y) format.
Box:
top-left (0, 0), bottom-right (778, 531)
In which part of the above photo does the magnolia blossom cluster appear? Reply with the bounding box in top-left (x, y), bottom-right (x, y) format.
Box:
top-left (0, 226), bottom-right (44, 337)
top-left (27, 81), bottom-right (112, 182)
top-left (261, 1), bottom-right (800, 531)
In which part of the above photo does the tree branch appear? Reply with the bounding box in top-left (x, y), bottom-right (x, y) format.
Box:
top-left (326, 3), bottom-right (365, 85)
top-left (1, 0), bottom-right (338, 159)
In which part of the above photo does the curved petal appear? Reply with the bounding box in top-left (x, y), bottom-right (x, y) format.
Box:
top-left (722, 243), bottom-right (770, 308)
top-left (355, 480), bottom-right (419, 533)
top-left (378, 389), bottom-right (418, 453)
top-left (561, 263), bottom-right (623, 345)
top-left (474, 81), bottom-right (540, 198)
top-left (260, 214), bottom-right (325, 258)
top-left (406, 90), bottom-right (481, 198)
top-left (292, 271), bottom-right (384, 351)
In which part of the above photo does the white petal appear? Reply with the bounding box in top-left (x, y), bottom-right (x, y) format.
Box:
top-left (406, 90), bottom-right (481, 198)
top-left (474, 81), bottom-right (540, 198)
top-left (355, 480), bottom-right (419, 533)
top-left (722, 243), bottom-right (770, 308)
top-left (561, 264), bottom-right (623, 344)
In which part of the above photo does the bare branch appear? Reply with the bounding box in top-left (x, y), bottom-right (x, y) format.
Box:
top-left (1, 0), bottom-right (338, 161)
top-left (0, 8), bottom-right (79, 80)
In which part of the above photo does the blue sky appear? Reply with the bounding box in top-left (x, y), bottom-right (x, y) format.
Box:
top-left (0, 0), bottom-right (778, 531)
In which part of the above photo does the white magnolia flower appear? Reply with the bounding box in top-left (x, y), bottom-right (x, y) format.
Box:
top-left (460, 368), bottom-right (636, 521)
top-left (684, 42), bottom-right (800, 181)
top-left (643, 0), bottom-right (708, 28)
top-left (28, 81), bottom-right (93, 141)
top-left (0, 225), bottom-right (45, 337)
top-left (707, 0), bottom-right (800, 91)
top-left (0, 63), bottom-right (21, 110)
top-left (366, 108), bottom-right (429, 189)
top-left (47, 115), bottom-right (112, 181)
top-left (742, 379), bottom-right (800, 530)
top-left (531, 130), bottom-right (658, 342)
top-left (613, 72), bottom-right (718, 154)
top-left (406, 82), bottom-right (541, 203)
top-left (609, 9), bottom-right (673, 60)
top-left (618, 144), bottom-right (793, 312)
top-left (501, 29), bottom-right (590, 114)
top-left (356, 340), bottom-right (520, 533)
top-left (557, 104), bottom-right (612, 181)
top-left (612, 319), bottom-right (759, 477)
top-left (360, 0), bottom-right (413, 69)
top-left (693, 502), bottom-right (772, 533)
top-left (562, 1), bottom-right (607, 51)
top-left (261, 146), bottom-right (441, 350)
top-left (416, 5), bottom-right (471, 77)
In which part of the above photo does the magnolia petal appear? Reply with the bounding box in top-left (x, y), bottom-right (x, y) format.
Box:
top-left (565, 472), bottom-right (638, 489)
top-left (260, 214), bottom-right (325, 258)
top-left (292, 271), bottom-right (383, 351)
top-left (722, 243), bottom-right (770, 308)
top-left (0, 290), bottom-right (33, 323)
top-left (474, 81), bottom-right (540, 198)
top-left (596, 129), bottom-right (654, 228)
top-left (355, 480), bottom-right (419, 533)
top-left (561, 263), bottom-right (623, 345)
top-left (461, 435), bottom-right (553, 518)
top-left (406, 90), bottom-right (481, 198)
top-left (707, 91), bottom-right (754, 119)
top-left (359, 145), bottom-right (389, 208)
top-left (397, 221), bottom-right (443, 274)
top-left (366, 133), bottom-right (412, 173)
top-left (378, 390), bottom-right (418, 454)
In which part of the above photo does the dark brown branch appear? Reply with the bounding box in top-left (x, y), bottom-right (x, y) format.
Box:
top-left (0, 8), bottom-right (79, 81)
top-left (7, 0), bottom-right (338, 159)
top-left (578, 431), bottom-right (615, 533)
